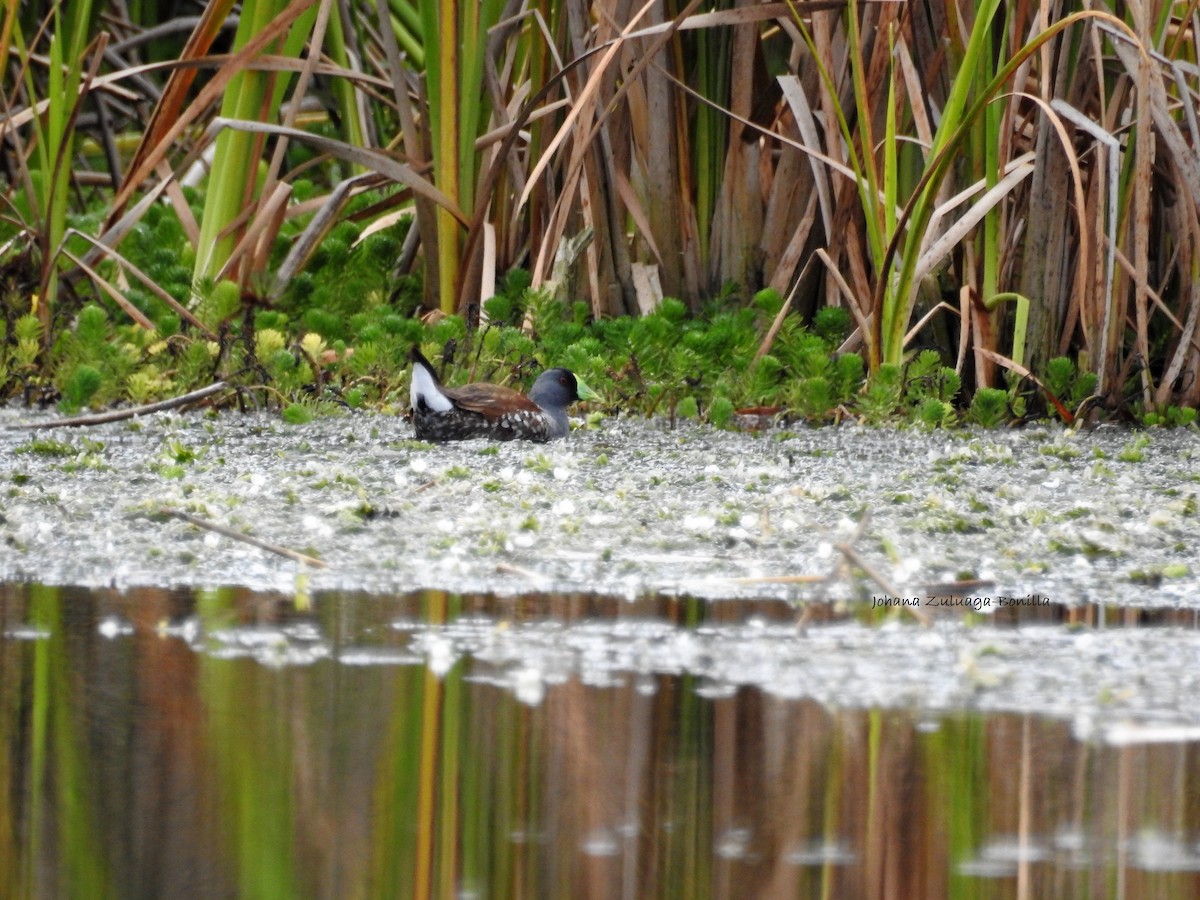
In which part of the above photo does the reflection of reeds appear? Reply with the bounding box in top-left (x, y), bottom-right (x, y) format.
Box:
top-left (3, 1), bottom-right (1199, 405)
top-left (11, 584), bottom-right (1200, 894)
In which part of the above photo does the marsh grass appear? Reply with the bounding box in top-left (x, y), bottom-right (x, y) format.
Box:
top-left (1, 1), bottom-right (1199, 423)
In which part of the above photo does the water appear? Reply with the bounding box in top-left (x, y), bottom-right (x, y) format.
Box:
top-left (3, 584), bottom-right (1200, 898)
top-left (3, 410), bottom-right (1200, 605)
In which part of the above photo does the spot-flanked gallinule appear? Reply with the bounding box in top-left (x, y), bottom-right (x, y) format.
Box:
top-left (409, 348), bottom-right (597, 442)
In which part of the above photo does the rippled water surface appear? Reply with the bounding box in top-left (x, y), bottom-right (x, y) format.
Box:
top-left (3, 585), bottom-right (1200, 898)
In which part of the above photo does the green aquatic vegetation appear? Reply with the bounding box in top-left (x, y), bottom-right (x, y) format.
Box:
top-left (813, 306), bottom-right (853, 345)
top-left (126, 366), bottom-right (176, 405)
top-left (920, 511), bottom-right (991, 535)
top-left (165, 439), bottom-right (201, 465)
top-left (282, 404), bottom-right (314, 425)
top-left (717, 508), bottom-right (741, 526)
top-left (791, 376), bottom-right (835, 421)
top-left (855, 365), bottom-right (903, 424)
top-left (7, 176), bottom-right (1179, 430)
top-left (60, 365), bottom-right (103, 413)
top-left (523, 454), bottom-right (553, 474)
top-left (968, 388), bottom-right (1009, 428)
top-left (905, 350), bottom-right (961, 407)
top-left (1044, 356), bottom-right (1098, 417)
top-left (1130, 564), bottom-right (1190, 584)
top-left (1118, 435), bottom-right (1151, 463)
top-left (1, 143), bottom-right (1140, 429)
top-left (15, 438), bottom-right (76, 456)
top-left (1048, 532), bottom-right (1122, 558)
top-left (59, 449), bottom-right (110, 473)
top-left (917, 398), bottom-right (956, 429)
top-left (195, 281), bottom-right (242, 331)
top-left (469, 529), bottom-right (509, 555)
top-left (708, 397), bottom-right (734, 429)
top-left (1038, 442), bottom-right (1082, 460)
top-left (1024, 508), bottom-right (1050, 527)
top-left (1142, 406), bottom-right (1198, 427)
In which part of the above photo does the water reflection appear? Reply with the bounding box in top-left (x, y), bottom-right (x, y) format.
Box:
top-left (2, 584), bottom-right (1200, 898)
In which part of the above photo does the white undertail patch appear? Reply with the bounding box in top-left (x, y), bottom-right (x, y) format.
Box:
top-left (411, 361), bottom-right (454, 412)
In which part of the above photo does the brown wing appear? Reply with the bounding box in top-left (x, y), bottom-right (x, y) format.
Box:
top-left (444, 382), bottom-right (539, 421)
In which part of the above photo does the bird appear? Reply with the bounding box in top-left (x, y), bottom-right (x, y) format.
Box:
top-left (408, 347), bottom-right (597, 442)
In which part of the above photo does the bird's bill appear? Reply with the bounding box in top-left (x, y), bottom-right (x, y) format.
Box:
top-left (575, 378), bottom-right (599, 402)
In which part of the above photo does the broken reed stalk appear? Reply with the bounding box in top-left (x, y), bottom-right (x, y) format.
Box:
top-left (160, 506), bottom-right (328, 569)
top-left (5, 382), bottom-right (230, 430)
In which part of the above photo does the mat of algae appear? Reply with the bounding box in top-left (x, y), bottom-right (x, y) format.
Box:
top-left (0, 407), bottom-right (1197, 604)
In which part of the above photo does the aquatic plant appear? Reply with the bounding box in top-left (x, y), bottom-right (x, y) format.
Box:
top-left (2, 0), bottom-right (1198, 428)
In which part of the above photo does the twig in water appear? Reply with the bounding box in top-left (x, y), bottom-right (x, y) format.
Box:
top-left (495, 561), bottom-right (549, 584)
top-left (837, 541), bottom-right (931, 627)
top-left (7, 382), bottom-right (230, 430)
top-left (722, 574), bottom-right (825, 585)
top-left (793, 510), bottom-right (933, 629)
top-left (160, 506), bottom-right (328, 569)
